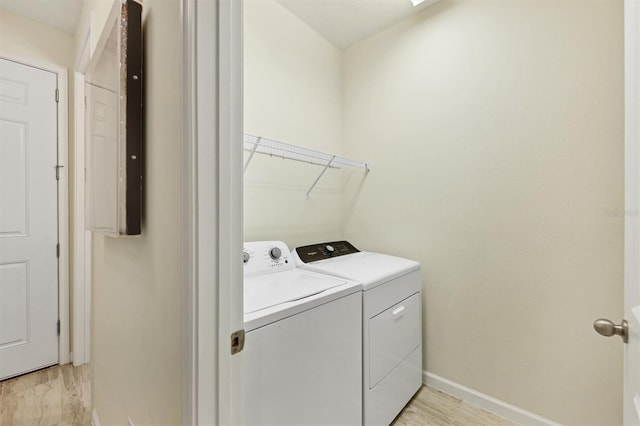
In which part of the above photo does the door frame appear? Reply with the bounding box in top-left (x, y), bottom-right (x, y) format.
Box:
top-left (181, 0), bottom-right (244, 424)
top-left (71, 26), bottom-right (92, 367)
top-left (0, 52), bottom-right (70, 366)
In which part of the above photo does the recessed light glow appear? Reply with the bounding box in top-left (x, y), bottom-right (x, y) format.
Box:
top-left (411, 0), bottom-right (426, 5)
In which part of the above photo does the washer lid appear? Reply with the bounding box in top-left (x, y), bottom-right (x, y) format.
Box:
top-left (297, 251), bottom-right (420, 290)
top-left (244, 269), bottom-right (348, 314)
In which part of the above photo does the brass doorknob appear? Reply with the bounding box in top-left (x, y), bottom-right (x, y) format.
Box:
top-left (594, 318), bottom-right (628, 343)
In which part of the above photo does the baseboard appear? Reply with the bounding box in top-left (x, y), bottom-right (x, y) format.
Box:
top-left (91, 409), bottom-right (101, 426)
top-left (423, 371), bottom-right (561, 426)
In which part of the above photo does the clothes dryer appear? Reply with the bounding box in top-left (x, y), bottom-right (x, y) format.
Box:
top-left (293, 241), bottom-right (422, 426)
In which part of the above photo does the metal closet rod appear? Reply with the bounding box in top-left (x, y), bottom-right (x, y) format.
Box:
top-left (242, 133), bottom-right (370, 196)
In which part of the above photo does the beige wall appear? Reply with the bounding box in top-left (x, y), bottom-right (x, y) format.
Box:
top-left (243, 0), bottom-right (344, 248)
top-left (0, 8), bottom-right (75, 68)
top-left (74, 0), bottom-right (113, 60)
top-left (342, 0), bottom-right (624, 424)
top-left (88, 0), bottom-right (183, 423)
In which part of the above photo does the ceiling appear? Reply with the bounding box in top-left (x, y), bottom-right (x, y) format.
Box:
top-left (277, 0), bottom-right (442, 49)
top-left (0, 0), bottom-right (441, 45)
top-left (0, 0), bottom-right (83, 34)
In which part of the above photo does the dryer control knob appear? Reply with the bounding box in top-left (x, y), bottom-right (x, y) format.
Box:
top-left (326, 245), bottom-right (335, 253)
top-left (242, 251), bottom-right (250, 263)
top-left (269, 247), bottom-right (282, 260)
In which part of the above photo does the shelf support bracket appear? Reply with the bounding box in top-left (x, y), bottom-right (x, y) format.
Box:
top-left (306, 155), bottom-right (336, 197)
top-left (243, 136), bottom-right (262, 173)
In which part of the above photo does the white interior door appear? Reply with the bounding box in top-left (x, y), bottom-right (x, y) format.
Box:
top-left (0, 58), bottom-right (59, 380)
top-left (625, 0), bottom-right (640, 423)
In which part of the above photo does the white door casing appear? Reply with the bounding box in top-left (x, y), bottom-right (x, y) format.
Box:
top-left (217, 0), bottom-right (244, 423)
top-left (625, 0), bottom-right (640, 423)
top-left (72, 71), bottom-right (92, 366)
top-left (182, 0), bottom-right (243, 424)
top-left (0, 58), bottom-right (59, 379)
top-left (72, 26), bottom-right (93, 367)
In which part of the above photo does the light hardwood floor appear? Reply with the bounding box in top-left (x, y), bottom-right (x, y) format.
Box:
top-left (0, 364), bottom-right (90, 426)
top-left (1, 365), bottom-right (515, 426)
top-left (393, 386), bottom-right (517, 426)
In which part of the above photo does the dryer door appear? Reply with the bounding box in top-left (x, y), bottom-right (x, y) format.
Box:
top-left (369, 293), bottom-right (422, 387)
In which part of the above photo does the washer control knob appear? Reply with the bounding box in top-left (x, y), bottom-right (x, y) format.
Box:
top-left (269, 247), bottom-right (282, 260)
top-left (242, 251), bottom-right (250, 263)
top-left (326, 245), bottom-right (335, 253)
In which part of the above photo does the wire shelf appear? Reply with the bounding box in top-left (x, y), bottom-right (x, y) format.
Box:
top-left (243, 133), bottom-right (370, 196)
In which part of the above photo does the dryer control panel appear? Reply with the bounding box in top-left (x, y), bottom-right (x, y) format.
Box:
top-left (243, 241), bottom-right (295, 278)
top-left (294, 241), bottom-right (360, 264)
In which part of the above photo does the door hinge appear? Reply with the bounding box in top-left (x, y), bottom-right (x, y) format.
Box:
top-left (55, 165), bottom-right (64, 180)
top-left (57, 320), bottom-right (60, 336)
top-left (231, 329), bottom-right (245, 355)
top-left (55, 88), bottom-right (59, 103)
top-left (56, 243), bottom-right (60, 258)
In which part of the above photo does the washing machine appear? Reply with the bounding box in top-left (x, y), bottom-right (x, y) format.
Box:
top-left (293, 241), bottom-right (423, 426)
top-left (241, 241), bottom-right (362, 426)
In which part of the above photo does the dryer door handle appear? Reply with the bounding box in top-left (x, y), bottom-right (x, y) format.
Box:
top-left (392, 306), bottom-right (405, 319)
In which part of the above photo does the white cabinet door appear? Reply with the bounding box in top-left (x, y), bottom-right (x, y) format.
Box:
top-left (85, 83), bottom-right (118, 234)
top-left (0, 58), bottom-right (59, 380)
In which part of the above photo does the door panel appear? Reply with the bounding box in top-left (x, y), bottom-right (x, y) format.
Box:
top-left (0, 262), bottom-right (28, 348)
top-left (85, 83), bottom-right (118, 233)
top-left (0, 77), bottom-right (27, 105)
top-left (0, 58), bottom-right (59, 380)
top-left (0, 120), bottom-right (28, 236)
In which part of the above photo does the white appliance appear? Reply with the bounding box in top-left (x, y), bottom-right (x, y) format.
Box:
top-left (241, 241), bottom-right (362, 426)
top-left (293, 241), bottom-right (423, 426)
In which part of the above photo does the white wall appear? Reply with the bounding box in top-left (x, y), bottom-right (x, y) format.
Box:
top-left (243, 0), bottom-right (344, 248)
top-left (85, 0), bottom-right (183, 423)
top-left (342, 0), bottom-right (624, 424)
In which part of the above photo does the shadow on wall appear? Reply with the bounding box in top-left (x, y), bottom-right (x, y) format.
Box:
top-left (342, 168), bottom-right (371, 228)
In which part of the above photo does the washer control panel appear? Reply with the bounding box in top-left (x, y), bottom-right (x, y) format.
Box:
top-left (243, 241), bottom-right (295, 278)
top-left (294, 241), bottom-right (360, 264)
